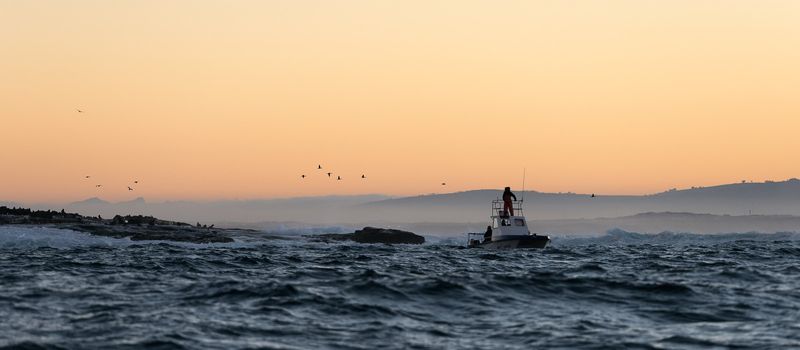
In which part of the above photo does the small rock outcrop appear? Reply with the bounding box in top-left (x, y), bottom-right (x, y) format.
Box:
top-left (313, 227), bottom-right (425, 244)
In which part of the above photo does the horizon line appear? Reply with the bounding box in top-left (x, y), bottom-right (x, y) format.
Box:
top-left (5, 178), bottom-right (799, 206)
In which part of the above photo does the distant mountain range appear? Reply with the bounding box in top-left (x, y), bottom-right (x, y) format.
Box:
top-left (359, 178), bottom-right (800, 222)
top-left (70, 197), bottom-right (110, 206)
top-left (55, 195), bottom-right (391, 224)
top-left (9, 179), bottom-right (800, 233)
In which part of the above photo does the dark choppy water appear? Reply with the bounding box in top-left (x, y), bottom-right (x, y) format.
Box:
top-left (1, 227), bottom-right (800, 349)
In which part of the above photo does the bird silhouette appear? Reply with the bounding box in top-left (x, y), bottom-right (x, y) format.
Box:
top-left (134, 181), bottom-right (139, 184)
top-left (301, 175), bottom-right (306, 179)
top-left (128, 187), bottom-right (134, 191)
top-left (441, 183), bottom-right (446, 186)
top-left (327, 172), bottom-right (332, 177)
top-left (318, 165), bottom-right (322, 169)
top-left (95, 184), bottom-right (102, 188)
top-left (337, 176), bottom-right (342, 181)
top-left (85, 176), bottom-right (90, 179)
top-left (591, 194), bottom-right (596, 198)
top-left (361, 175), bottom-right (366, 179)
top-left (76, 109), bottom-right (83, 113)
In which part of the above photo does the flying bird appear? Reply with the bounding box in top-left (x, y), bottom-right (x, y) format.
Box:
top-left (128, 187), bottom-right (134, 191)
top-left (361, 175), bottom-right (366, 179)
top-left (591, 194), bottom-right (596, 198)
top-left (327, 172), bottom-right (332, 177)
top-left (95, 184), bottom-right (102, 188)
top-left (301, 175), bottom-right (306, 179)
top-left (337, 176), bottom-right (341, 181)
top-left (85, 176), bottom-right (90, 179)
top-left (441, 183), bottom-right (446, 186)
top-left (134, 181), bottom-right (139, 184)
top-left (318, 165), bottom-right (322, 170)
top-left (76, 109), bottom-right (84, 113)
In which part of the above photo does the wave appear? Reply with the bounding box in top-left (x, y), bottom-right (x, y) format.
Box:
top-left (2, 227), bottom-right (798, 349)
top-left (552, 228), bottom-right (800, 247)
top-left (0, 226), bottom-right (132, 249)
top-left (0, 342), bottom-right (70, 350)
top-left (423, 236), bottom-right (465, 245)
top-left (5, 225), bottom-right (799, 250)
top-left (0, 226), bottom-right (252, 249)
top-left (428, 228), bottom-right (800, 248)
top-left (261, 224), bottom-right (355, 236)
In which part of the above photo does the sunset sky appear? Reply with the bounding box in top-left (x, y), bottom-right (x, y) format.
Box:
top-left (2, 1), bottom-right (800, 202)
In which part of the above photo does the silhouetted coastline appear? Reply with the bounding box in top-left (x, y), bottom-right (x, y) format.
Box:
top-left (0, 206), bottom-right (234, 243)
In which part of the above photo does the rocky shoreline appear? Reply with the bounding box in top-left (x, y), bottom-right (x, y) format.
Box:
top-left (1, 206), bottom-right (235, 243)
top-left (1, 207), bottom-right (427, 245)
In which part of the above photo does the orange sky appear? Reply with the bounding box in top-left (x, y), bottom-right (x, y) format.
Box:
top-left (2, 0), bottom-right (800, 202)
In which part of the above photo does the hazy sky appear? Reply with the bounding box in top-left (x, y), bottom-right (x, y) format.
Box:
top-left (2, 1), bottom-right (800, 202)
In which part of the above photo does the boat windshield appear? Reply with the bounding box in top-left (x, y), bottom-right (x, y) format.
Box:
top-left (493, 218), bottom-right (512, 227)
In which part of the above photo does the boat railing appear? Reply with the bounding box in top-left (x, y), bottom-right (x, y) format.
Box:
top-left (491, 199), bottom-right (524, 217)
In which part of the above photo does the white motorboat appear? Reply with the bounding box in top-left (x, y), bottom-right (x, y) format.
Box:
top-left (467, 199), bottom-right (550, 249)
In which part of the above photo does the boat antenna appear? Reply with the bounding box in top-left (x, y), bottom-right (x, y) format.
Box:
top-left (521, 168), bottom-right (526, 203)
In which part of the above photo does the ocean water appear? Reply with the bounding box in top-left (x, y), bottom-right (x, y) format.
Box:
top-left (1, 227), bottom-right (799, 349)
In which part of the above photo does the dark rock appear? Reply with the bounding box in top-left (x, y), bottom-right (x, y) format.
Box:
top-left (313, 227), bottom-right (425, 244)
top-left (351, 227), bottom-right (425, 244)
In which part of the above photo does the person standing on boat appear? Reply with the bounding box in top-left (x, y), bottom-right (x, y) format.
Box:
top-left (502, 187), bottom-right (517, 216)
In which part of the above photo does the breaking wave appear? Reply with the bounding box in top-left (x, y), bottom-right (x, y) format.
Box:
top-left (552, 228), bottom-right (800, 247)
top-left (0, 226), bottom-right (252, 249)
top-left (0, 226), bottom-right (132, 249)
top-left (260, 224), bottom-right (355, 236)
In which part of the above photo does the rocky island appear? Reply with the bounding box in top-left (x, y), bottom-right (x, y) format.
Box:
top-left (312, 227), bottom-right (425, 244)
top-left (0, 206), bottom-right (235, 243)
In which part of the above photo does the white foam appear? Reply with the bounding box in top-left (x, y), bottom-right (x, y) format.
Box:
top-left (552, 228), bottom-right (800, 247)
top-left (261, 224), bottom-right (355, 236)
top-left (0, 226), bottom-right (255, 249)
top-left (0, 226), bottom-right (132, 249)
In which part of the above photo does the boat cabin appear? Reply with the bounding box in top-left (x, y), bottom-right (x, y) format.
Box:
top-left (489, 199), bottom-right (529, 237)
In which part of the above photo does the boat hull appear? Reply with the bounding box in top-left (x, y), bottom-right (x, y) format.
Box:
top-left (479, 234), bottom-right (550, 249)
